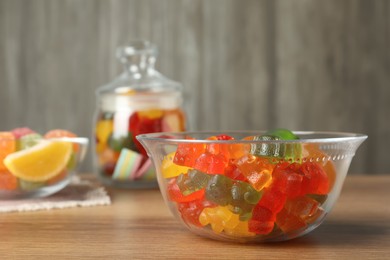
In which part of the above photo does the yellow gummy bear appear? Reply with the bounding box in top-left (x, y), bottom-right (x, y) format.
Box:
top-left (199, 206), bottom-right (255, 237)
top-left (161, 152), bottom-right (191, 178)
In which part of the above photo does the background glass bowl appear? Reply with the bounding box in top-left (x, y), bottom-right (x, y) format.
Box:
top-left (137, 131), bottom-right (367, 243)
top-left (0, 137), bottom-right (88, 199)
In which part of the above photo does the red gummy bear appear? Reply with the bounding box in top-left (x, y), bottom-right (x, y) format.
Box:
top-left (193, 153), bottom-right (228, 174)
top-left (258, 185), bottom-right (287, 213)
top-left (173, 140), bottom-right (205, 168)
top-left (178, 199), bottom-right (215, 227)
top-left (224, 160), bottom-right (247, 181)
top-left (272, 162), bottom-right (329, 198)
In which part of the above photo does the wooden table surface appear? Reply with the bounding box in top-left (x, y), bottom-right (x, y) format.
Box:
top-left (0, 175), bottom-right (389, 259)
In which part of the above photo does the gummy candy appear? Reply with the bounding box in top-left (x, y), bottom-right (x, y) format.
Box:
top-left (129, 111), bottom-right (163, 156)
top-left (178, 198), bottom-right (215, 227)
top-left (173, 141), bottom-right (205, 167)
top-left (177, 169), bottom-right (211, 196)
top-left (199, 206), bottom-right (255, 237)
top-left (161, 152), bottom-right (191, 178)
top-left (194, 153), bottom-right (228, 174)
top-left (95, 120), bottom-right (114, 152)
top-left (11, 127), bottom-right (35, 139)
top-left (0, 170), bottom-right (18, 190)
top-left (18, 133), bottom-right (42, 150)
top-left (0, 132), bottom-right (16, 171)
top-left (250, 129), bottom-right (302, 161)
top-left (205, 174), bottom-right (233, 206)
top-left (0, 128), bottom-right (79, 193)
top-left (95, 107), bottom-right (185, 183)
top-left (107, 133), bottom-right (137, 152)
top-left (235, 155), bottom-right (274, 191)
top-left (168, 178), bottom-right (205, 203)
top-left (112, 148), bottom-right (143, 180)
top-left (163, 129), bottom-right (333, 239)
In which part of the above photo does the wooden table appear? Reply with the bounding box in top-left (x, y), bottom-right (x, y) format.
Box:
top-left (0, 175), bottom-right (388, 259)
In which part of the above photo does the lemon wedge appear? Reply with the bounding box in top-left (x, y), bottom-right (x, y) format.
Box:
top-left (3, 140), bottom-right (72, 182)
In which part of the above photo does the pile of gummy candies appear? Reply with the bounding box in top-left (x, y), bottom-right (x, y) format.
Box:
top-left (0, 127), bottom-right (77, 192)
top-left (95, 108), bottom-right (185, 181)
top-left (161, 129), bottom-right (335, 238)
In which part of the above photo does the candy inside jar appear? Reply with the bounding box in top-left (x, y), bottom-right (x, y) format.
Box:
top-left (94, 41), bottom-right (186, 188)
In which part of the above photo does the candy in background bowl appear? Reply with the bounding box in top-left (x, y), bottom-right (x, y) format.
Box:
top-left (0, 128), bottom-right (88, 199)
top-left (137, 130), bottom-right (367, 243)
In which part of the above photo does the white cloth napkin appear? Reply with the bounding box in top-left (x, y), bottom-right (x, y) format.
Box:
top-left (0, 176), bottom-right (111, 213)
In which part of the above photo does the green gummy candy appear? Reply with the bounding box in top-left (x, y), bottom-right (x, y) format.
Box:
top-left (66, 153), bottom-right (77, 170)
top-left (177, 169), bottom-right (210, 196)
top-left (205, 174), bottom-right (233, 206)
top-left (231, 181), bottom-right (262, 221)
top-left (251, 129), bottom-right (302, 161)
top-left (108, 133), bottom-right (137, 152)
top-left (265, 128), bottom-right (299, 140)
top-left (17, 133), bottom-right (42, 150)
top-left (19, 179), bottom-right (45, 191)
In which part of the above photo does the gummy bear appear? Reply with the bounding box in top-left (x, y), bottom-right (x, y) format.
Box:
top-left (173, 140), bottom-right (205, 167)
top-left (275, 207), bottom-right (306, 234)
top-left (235, 154), bottom-right (274, 191)
top-left (199, 206), bottom-right (255, 237)
top-left (206, 134), bottom-right (234, 158)
top-left (257, 185), bottom-right (287, 214)
top-left (177, 169), bottom-right (211, 196)
top-left (248, 204), bottom-right (276, 235)
top-left (161, 152), bottom-right (191, 178)
top-left (205, 174), bottom-right (262, 220)
top-left (250, 129), bottom-right (302, 161)
top-left (272, 162), bottom-right (329, 198)
top-left (302, 143), bottom-right (336, 191)
top-left (178, 198), bottom-right (215, 227)
top-left (194, 153), bottom-right (228, 174)
top-left (205, 174), bottom-right (233, 206)
top-left (167, 178), bottom-right (205, 203)
top-left (229, 180), bottom-right (262, 220)
top-left (224, 160), bottom-right (247, 181)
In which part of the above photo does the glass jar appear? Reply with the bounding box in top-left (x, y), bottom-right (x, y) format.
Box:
top-left (93, 40), bottom-right (186, 188)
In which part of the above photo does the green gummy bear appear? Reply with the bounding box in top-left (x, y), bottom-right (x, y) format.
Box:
top-left (205, 174), bottom-right (233, 206)
top-left (251, 128), bottom-right (302, 161)
top-left (177, 169), bottom-right (210, 196)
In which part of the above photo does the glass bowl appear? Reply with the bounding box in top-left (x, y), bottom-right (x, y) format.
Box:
top-left (137, 131), bottom-right (367, 243)
top-left (0, 137), bottom-right (88, 199)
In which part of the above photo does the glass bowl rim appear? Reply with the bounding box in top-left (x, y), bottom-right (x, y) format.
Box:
top-left (136, 131), bottom-right (368, 144)
top-left (0, 137), bottom-right (89, 144)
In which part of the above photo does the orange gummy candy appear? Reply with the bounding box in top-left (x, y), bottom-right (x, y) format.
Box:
top-left (0, 170), bottom-right (18, 190)
top-left (44, 129), bottom-right (79, 151)
top-left (0, 132), bottom-right (16, 171)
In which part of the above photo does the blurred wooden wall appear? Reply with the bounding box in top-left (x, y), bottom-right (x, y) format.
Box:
top-left (0, 0), bottom-right (389, 174)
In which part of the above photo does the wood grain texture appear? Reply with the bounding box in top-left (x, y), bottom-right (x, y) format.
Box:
top-left (0, 0), bottom-right (389, 174)
top-left (0, 175), bottom-right (388, 259)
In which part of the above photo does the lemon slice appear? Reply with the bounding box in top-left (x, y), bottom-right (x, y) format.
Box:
top-left (3, 140), bottom-right (72, 182)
